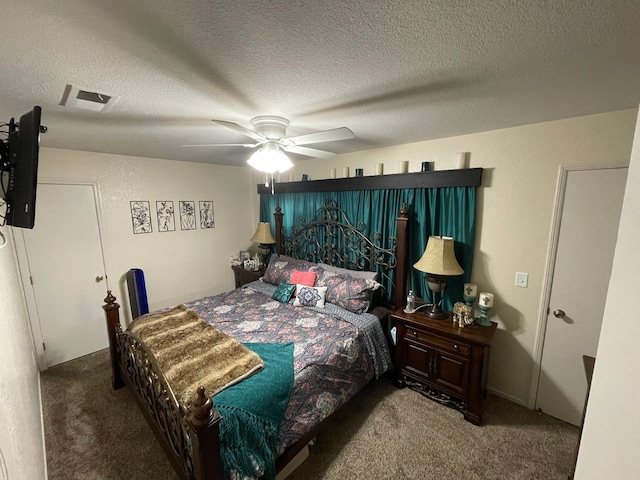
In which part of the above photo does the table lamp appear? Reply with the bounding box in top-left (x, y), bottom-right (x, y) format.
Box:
top-left (250, 222), bottom-right (275, 267)
top-left (413, 236), bottom-right (464, 319)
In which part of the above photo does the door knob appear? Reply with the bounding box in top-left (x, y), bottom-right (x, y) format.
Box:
top-left (553, 309), bottom-right (565, 319)
top-left (95, 275), bottom-right (104, 282)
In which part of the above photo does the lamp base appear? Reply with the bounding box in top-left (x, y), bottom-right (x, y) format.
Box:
top-left (423, 304), bottom-right (449, 320)
top-left (257, 244), bottom-right (272, 267)
top-left (423, 274), bottom-right (449, 320)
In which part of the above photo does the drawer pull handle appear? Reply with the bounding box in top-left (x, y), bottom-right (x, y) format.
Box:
top-left (412, 331), bottom-right (418, 337)
top-left (454, 344), bottom-right (458, 349)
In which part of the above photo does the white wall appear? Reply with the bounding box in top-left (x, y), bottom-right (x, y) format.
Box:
top-left (0, 229), bottom-right (46, 480)
top-left (283, 109), bottom-right (637, 404)
top-left (0, 147), bottom-right (255, 478)
top-left (37, 148), bottom-right (257, 323)
top-left (573, 108), bottom-right (640, 478)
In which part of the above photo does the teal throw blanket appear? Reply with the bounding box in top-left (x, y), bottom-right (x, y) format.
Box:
top-left (214, 342), bottom-right (294, 480)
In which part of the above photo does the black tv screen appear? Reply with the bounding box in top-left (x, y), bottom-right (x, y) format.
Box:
top-left (1, 106), bottom-right (45, 229)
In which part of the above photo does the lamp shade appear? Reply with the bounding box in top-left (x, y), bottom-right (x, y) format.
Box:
top-left (413, 236), bottom-right (464, 276)
top-left (250, 222), bottom-right (275, 244)
top-left (247, 142), bottom-right (293, 173)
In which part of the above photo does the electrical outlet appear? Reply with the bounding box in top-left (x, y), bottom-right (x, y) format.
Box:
top-left (515, 272), bottom-right (528, 288)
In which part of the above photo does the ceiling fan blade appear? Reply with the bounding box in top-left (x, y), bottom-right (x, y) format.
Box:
top-left (286, 127), bottom-right (355, 146)
top-left (181, 143), bottom-right (258, 148)
top-left (284, 145), bottom-right (336, 159)
top-left (212, 119), bottom-right (266, 142)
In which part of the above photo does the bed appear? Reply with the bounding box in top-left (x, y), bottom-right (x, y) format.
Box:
top-left (101, 200), bottom-right (410, 480)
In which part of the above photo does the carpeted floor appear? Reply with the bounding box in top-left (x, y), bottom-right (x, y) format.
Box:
top-left (41, 349), bottom-right (578, 479)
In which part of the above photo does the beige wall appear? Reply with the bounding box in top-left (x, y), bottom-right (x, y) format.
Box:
top-left (1, 110), bottom-right (635, 480)
top-left (0, 229), bottom-right (46, 479)
top-left (283, 109), bottom-right (637, 404)
top-left (37, 148), bottom-right (257, 322)
top-left (574, 108), bottom-right (640, 478)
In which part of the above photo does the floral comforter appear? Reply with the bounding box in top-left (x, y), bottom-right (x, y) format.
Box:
top-left (185, 280), bottom-right (392, 453)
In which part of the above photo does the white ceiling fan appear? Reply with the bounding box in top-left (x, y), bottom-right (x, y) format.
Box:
top-left (182, 115), bottom-right (355, 162)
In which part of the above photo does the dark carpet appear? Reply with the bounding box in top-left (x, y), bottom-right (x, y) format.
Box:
top-left (41, 349), bottom-right (578, 479)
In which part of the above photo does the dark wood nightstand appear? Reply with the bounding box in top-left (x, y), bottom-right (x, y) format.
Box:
top-left (391, 308), bottom-right (497, 425)
top-left (231, 265), bottom-right (265, 288)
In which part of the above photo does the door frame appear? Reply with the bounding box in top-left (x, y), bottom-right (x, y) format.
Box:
top-left (14, 179), bottom-right (110, 371)
top-left (528, 165), bottom-right (627, 409)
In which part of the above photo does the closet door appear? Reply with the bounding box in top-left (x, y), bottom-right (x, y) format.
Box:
top-left (20, 183), bottom-right (108, 367)
top-left (536, 168), bottom-right (626, 425)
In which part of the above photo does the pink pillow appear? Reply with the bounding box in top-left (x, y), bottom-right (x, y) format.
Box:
top-left (290, 270), bottom-right (317, 296)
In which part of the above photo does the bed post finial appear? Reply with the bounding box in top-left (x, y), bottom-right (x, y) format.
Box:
top-left (189, 386), bottom-right (215, 427)
top-left (102, 290), bottom-right (124, 390)
top-left (400, 202), bottom-right (409, 218)
top-left (188, 386), bottom-right (223, 479)
top-left (394, 205), bottom-right (410, 310)
top-left (104, 290), bottom-right (117, 305)
top-left (274, 204), bottom-right (284, 255)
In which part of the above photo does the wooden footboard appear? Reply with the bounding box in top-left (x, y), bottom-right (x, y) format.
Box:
top-left (102, 291), bottom-right (223, 480)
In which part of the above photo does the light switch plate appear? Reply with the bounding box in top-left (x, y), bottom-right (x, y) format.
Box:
top-left (515, 272), bottom-right (528, 288)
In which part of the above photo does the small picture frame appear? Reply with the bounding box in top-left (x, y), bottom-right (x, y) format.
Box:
top-left (239, 250), bottom-right (251, 262)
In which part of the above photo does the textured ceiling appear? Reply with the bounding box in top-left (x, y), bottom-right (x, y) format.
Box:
top-left (1, 0), bottom-right (639, 167)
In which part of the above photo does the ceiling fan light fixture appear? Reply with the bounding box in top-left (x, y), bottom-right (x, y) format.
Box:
top-left (247, 142), bottom-right (293, 173)
top-left (186, 115), bottom-right (354, 164)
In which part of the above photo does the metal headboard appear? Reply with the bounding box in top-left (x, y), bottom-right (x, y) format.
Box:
top-left (274, 199), bottom-right (409, 308)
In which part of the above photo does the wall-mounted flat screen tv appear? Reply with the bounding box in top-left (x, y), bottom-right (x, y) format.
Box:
top-left (1, 106), bottom-right (46, 229)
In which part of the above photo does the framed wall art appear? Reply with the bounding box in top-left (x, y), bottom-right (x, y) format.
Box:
top-left (156, 201), bottom-right (175, 232)
top-left (130, 201), bottom-right (152, 234)
top-left (199, 201), bottom-right (215, 229)
top-left (179, 200), bottom-right (196, 230)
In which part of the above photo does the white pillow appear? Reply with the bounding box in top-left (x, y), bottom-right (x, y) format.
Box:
top-left (293, 285), bottom-right (328, 308)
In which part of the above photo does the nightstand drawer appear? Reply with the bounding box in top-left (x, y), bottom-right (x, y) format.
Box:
top-left (404, 328), bottom-right (470, 358)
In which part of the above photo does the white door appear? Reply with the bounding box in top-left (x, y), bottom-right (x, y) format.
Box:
top-left (536, 168), bottom-right (627, 425)
top-left (20, 183), bottom-right (108, 367)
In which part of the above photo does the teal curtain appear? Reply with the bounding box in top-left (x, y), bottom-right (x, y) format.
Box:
top-left (410, 187), bottom-right (476, 310)
top-left (260, 187), bottom-right (476, 310)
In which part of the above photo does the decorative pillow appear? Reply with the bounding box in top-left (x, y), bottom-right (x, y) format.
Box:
top-left (289, 270), bottom-right (318, 296)
top-left (318, 263), bottom-right (378, 281)
top-left (271, 282), bottom-right (296, 303)
top-left (316, 272), bottom-right (381, 314)
top-left (262, 254), bottom-right (319, 285)
top-left (293, 285), bottom-right (328, 308)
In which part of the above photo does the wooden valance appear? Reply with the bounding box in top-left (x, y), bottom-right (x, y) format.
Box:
top-left (257, 168), bottom-right (483, 194)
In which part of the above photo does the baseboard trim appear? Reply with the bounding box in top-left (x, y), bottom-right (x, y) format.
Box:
top-left (38, 372), bottom-right (48, 480)
top-left (487, 386), bottom-right (528, 408)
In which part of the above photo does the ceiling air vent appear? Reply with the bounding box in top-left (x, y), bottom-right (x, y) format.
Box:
top-left (61, 85), bottom-right (119, 112)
